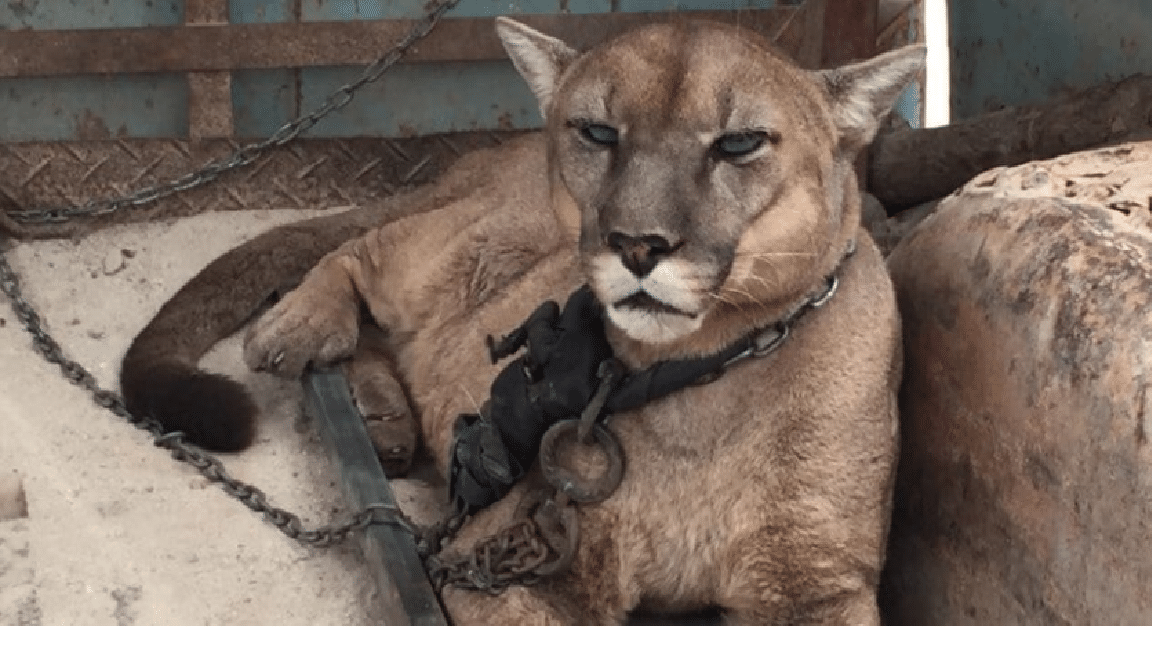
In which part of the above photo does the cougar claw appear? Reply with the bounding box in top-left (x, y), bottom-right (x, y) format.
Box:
top-left (242, 288), bottom-right (359, 378)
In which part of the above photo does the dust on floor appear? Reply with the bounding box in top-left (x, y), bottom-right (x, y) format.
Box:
top-left (0, 208), bottom-right (432, 625)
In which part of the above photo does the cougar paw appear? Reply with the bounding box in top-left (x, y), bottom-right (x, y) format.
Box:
top-left (349, 374), bottom-right (418, 477)
top-left (366, 416), bottom-right (417, 478)
top-left (242, 289), bottom-right (359, 378)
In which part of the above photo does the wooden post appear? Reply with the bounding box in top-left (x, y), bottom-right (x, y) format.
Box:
top-left (795, 0), bottom-right (827, 69)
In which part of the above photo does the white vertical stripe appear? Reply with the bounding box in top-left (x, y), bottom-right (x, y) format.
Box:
top-left (923, 0), bottom-right (951, 127)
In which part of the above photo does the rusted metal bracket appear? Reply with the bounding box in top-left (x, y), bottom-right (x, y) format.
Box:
top-left (304, 369), bottom-right (448, 626)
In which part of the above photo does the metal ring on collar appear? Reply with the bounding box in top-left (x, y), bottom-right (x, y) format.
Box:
top-left (752, 322), bottom-right (790, 357)
top-left (538, 418), bottom-right (625, 504)
top-left (809, 274), bottom-right (839, 309)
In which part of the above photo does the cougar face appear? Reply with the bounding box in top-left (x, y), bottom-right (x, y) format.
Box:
top-left (544, 23), bottom-right (844, 344)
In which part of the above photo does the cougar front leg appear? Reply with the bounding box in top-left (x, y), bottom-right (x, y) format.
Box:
top-left (342, 323), bottom-right (418, 477)
top-left (244, 242), bottom-right (365, 377)
top-left (719, 530), bottom-right (881, 625)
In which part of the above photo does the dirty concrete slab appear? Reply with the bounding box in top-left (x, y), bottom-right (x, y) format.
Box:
top-left (0, 208), bottom-right (412, 625)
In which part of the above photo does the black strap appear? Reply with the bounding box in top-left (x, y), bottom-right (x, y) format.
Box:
top-left (448, 244), bottom-right (854, 514)
top-left (604, 339), bottom-right (750, 414)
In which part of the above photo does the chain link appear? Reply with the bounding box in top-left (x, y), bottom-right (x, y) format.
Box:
top-left (9, 0), bottom-right (462, 227)
top-left (425, 492), bottom-right (579, 594)
top-left (427, 519), bottom-right (550, 593)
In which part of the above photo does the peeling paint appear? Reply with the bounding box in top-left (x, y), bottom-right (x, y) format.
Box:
top-left (74, 110), bottom-right (111, 140)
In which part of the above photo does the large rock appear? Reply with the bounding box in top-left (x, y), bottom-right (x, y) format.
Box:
top-left (881, 142), bottom-right (1152, 624)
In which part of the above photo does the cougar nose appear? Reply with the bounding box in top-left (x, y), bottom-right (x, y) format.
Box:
top-left (606, 232), bottom-right (676, 277)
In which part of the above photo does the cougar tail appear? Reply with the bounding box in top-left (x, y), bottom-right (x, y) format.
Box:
top-left (120, 209), bottom-right (376, 452)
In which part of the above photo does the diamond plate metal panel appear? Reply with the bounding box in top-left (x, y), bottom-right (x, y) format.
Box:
top-left (0, 132), bottom-right (508, 234)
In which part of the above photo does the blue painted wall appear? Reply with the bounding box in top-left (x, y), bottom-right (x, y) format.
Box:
top-left (0, 1), bottom-right (182, 29)
top-left (0, 0), bottom-right (793, 141)
top-left (0, 1), bottom-right (185, 140)
top-left (949, 0), bottom-right (1152, 120)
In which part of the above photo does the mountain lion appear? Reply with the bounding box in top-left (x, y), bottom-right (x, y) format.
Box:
top-left (121, 17), bottom-right (924, 624)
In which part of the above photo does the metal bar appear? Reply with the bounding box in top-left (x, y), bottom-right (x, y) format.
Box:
top-left (795, 0), bottom-right (827, 69)
top-left (304, 369), bottom-right (447, 626)
top-left (185, 0), bottom-right (235, 139)
top-left (0, 9), bottom-right (796, 78)
top-left (186, 71), bottom-right (235, 139)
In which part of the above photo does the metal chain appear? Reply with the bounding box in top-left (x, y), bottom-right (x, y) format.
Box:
top-left (427, 518), bottom-right (552, 593)
top-left (0, 249), bottom-right (519, 580)
top-left (9, 0), bottom-right (462, 226)
top-left (0, 241), bottom-right (577, 591)
top-left (425, 492), bottom-right (579, 594)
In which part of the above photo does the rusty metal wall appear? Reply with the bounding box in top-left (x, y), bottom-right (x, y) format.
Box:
top-left (0, 0), bottom-right (818, 230)
top-left (1, 0), bottom-right (797, 142)
top-left (950, 0), bottom-right (1152, 121)
top-left (0, 1), bottom-right (182, 29)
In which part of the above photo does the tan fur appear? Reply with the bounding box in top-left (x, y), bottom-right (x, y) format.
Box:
top-left (127, 18), bottom-right (923, 624)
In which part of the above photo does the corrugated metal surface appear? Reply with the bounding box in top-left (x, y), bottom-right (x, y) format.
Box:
top-left (950, 0), bottom-right (1152, 120)
top-left (1, 0), bottom-right (795, 141)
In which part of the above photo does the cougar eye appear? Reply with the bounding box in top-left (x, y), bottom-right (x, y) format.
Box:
top-left (712, 130), bottom-right (776, 159)
top-left (570, 120), bottom-right (619, 147)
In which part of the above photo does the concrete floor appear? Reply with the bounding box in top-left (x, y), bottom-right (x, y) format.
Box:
top-left (0, 208), bottom-right (434, 625)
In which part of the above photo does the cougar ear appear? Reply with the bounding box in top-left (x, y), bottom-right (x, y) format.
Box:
top-left (496, 16), bottom-right (579, 118)
top-left (811, 44), bottom-right (927, 152)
